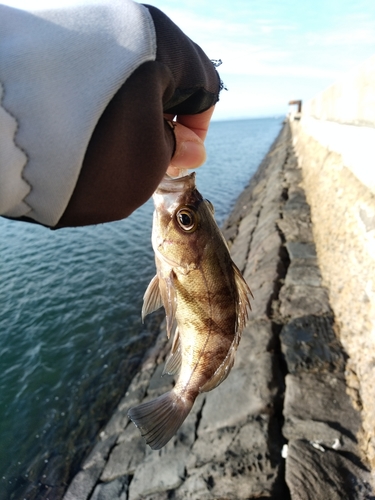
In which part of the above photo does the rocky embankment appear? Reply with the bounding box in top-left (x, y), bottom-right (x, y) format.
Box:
top-left (63, 123), bottom-right (374, 499)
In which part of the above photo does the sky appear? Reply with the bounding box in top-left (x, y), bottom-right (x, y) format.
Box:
top-left (5, 0), bottom-right (375, 120)
top-left (147, 0), bottom-right (375, 120)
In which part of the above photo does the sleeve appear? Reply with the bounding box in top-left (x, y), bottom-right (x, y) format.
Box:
top-left (0, 0), bottom-right (157, 227)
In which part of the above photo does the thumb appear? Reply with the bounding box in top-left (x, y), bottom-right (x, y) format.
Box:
top-left (167, 122), bottom-right (206, 177)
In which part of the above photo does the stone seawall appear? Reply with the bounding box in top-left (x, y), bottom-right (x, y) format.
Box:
top-left (290, 53), bottom-right (375, 469)
top-left (63, 123), bottom-right (373, 500)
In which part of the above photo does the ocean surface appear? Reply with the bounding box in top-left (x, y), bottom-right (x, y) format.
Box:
top-left (0, 117), bottom-right (283, 499)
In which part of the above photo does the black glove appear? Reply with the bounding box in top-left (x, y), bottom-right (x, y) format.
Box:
top-left (57, 5), bottom-right (221, 228)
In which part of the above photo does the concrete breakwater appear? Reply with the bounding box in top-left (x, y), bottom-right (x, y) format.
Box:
top-left (63, 123), bottom-right (373, 500)
top-left (290, 54), bottom-right (375, 470)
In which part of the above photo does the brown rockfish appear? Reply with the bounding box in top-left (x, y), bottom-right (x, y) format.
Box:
top-left (128, 173), bottom-right (252, 449)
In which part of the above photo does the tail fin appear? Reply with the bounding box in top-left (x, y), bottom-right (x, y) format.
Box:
top-left (128, 391), bottom-right (194, 450)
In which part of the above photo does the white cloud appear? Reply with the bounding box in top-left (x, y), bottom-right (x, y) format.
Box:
top-left (155, 3), bottom-right (373, 83)
top-left (306, 27), bottom-right (375, 47)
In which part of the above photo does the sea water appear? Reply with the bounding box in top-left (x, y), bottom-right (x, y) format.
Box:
top-left (0, 117), bottom-right (283, 498)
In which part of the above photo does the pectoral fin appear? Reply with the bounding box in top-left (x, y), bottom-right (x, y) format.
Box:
top-left (142, 275), bottom-right (163, 321)
top-left (158, 271), bottom-right (177, 338)
top-left (142, 269), bottom-right (177, 338)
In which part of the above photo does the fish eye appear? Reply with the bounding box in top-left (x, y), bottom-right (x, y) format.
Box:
top-left (176, 207), bottom-right (198, 232)
top-left (205, 199), bottom-right (215, 214)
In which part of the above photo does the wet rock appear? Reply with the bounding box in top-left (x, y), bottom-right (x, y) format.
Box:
top-left (100, 436), bottom-right (145, 482)
top-left (40, 454), bottom-right (70, 487)
top-left (128, 446), bottom-right (185, 500)
top-left (63, 461), bottom-right (103, 500)
top-left (82, 435), bottom-right (117, 471)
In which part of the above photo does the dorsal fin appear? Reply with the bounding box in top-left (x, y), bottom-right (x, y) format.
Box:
top-left (232, 262), bottom-right (252, 332)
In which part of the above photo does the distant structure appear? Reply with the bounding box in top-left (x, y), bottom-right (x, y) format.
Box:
top-left (288, 100), bottom-right (302, 113)
top-left (288, 100), bottom-right (302, 120)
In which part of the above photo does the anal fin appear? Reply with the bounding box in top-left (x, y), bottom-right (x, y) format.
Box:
top-left (199, 342), bottom-right (237, 393)
top-left (163, 327), bottom-right (182, 376)
top-left (232, 262), bottom-right (252, 332)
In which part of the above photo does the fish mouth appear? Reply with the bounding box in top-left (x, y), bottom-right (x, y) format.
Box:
top-left (155, 173), bottom-right (196, 194)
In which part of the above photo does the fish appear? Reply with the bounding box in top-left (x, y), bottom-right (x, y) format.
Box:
top-left (128, 172), bottom-right (252, 450)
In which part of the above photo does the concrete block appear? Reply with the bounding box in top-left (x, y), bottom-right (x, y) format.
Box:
top-left (284, 262), bottom-right (322, 287)
top-left (280, 315), bottom-right (346, 374)
top-left (279, 283), bottom-right (331, 318)
top-left (284, 372), bottom-right (361, 439)
top-left (286, 242), bottom-right (317, 260)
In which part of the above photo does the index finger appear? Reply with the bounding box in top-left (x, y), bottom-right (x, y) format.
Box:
top-left (175, 105), bottom-right (215, 142)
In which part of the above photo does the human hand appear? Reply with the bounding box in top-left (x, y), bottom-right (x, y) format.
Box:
top-left (56, 60), bottom-right (217, 228)
top-left (54, 3), bottom-right (220, 228)
top-left (165, 106), bottom-right (215, 177)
